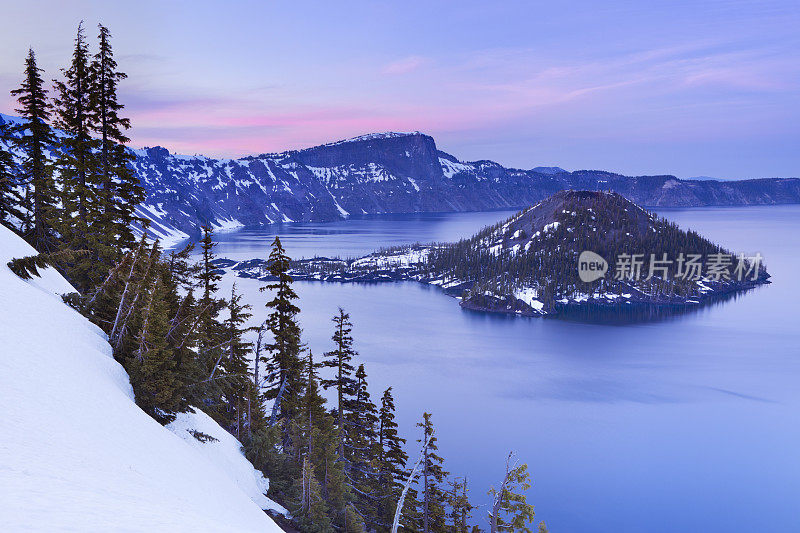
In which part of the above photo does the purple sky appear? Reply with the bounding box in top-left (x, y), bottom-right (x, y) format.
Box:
top-left (1, 0), bottom-right (799, 178)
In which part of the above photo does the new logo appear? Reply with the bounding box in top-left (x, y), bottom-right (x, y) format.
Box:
top-left (578, 251), bottom-right (608, 282)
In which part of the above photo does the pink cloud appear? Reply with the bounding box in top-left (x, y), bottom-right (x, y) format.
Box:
top-left (127, 102), bottom-right (484, 158)
top-left (381, 56), bottom-right (428, 75)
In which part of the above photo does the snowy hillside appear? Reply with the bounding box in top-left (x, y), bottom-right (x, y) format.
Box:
top-left (0, 224), bottom-right (283, 531)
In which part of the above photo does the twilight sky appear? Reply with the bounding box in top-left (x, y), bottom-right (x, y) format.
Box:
top-left (1, 0), bottom-right (799, 178)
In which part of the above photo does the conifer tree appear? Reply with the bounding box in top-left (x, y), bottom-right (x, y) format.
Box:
top-left (289, 351), bottom-right (352, 533)
top-left (344, 505), bottom-right (367, 533)
top-left (128, 260), bottom-right (187, 424)
top-left (377, 387), bottom-right (408, 531)
top-left (347, 364), bottom-right (380, 529)
top-left (488, 454), bottom-right (538, 533)
top-left (261, 236), bottom-right (303, 426)
top-left (166, 283), bottom-right (199, 384)
top-left (52, 22), bottom-right (102, 292)
top-left (320, 307), bottom-right (358, 459)
top-left (293, 456), bottom-right (334, 533)
top-left (293, 352), bottom-right (327, 461)
top-left (193, 226), bottom-right (227, 419)
top-left (198, 226), bottom-right (222, 301)
top-left (0, 122), bottom-right (22, 229)
top-left (309, 351), bottom-right (353, 529)
top-left (159, 243), bottom-right (201, 406)
top-left (416, 412), bottom-right (449, 533)
top-left (90, 23), bottom-right (143, 252)
top-left (447, 478), bottom-right (474, 533)
top-left (11, 48), bottom-right (58, 252)
top-left (225, 284), bottom-right (253, 437)
top-left (249, 321), bottom-right (268, 437)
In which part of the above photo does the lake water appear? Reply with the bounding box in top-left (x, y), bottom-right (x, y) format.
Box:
top-left (209, 206), bottom-right (800, 533)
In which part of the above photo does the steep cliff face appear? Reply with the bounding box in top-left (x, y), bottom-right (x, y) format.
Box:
top-left (2, 112), bottom-right (799, 243)
top-left (106, 129), bottom-right (800, 242)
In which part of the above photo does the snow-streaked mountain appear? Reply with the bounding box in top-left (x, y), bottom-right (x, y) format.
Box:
top-left (127, 132), bottom-right (800, 244)
top-left (0, 224), bottom-right (282, 531)
top-left (3, 112), bottom-right (800, 245)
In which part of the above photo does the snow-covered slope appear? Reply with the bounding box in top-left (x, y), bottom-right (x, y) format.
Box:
top-left (0, 224), bottom-right (282, 532)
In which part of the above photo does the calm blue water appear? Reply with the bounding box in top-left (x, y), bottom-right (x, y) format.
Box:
top-left (211, 206), bottom-right (800, 533)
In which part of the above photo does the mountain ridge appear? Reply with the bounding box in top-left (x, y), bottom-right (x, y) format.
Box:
top-left (2, 112), bottom-right (799, 244)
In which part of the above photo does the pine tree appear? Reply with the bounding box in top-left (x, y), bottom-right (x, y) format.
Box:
top-left (0, 121), bottom-right (23, 229)
top-left (52, 22), bottom-right (102, 292)
top-left (344, 504), bottom-right (367, 533)
top-left (377, 387), bottom-right (408, 531)
top-left (320, 307), bottom-right (358, 460)
top-left (128, 261), bottom-right (187, 424)
top-left (193, 226), bottom-right (227, 420)
top-left (308, 351), bottom-right (353, 530)
top-left (249, 320), bottom-right (269, 438)
top-left (198, 226), bottom-right (222, 300)
top-left (488, 454), bottom-right (538, 533)
top-left (416, 412), bottom-right (449, 533)
top-left (347, 364), bottom-right (380, 530)
top-left (288, 351), bottom-right (352, 533)
top-left (260, 236), bottom-right (303, 427)
top-left (447, 478), bottom-right (474, 533)
top-left (225, 283), bottom-right (253, 437)
top-left (11, 48), bottom-right (58, 252)
top-left (90, 23), bottom-right (143, 252)
top-left (165, 283), bottom-right (199, 388)
top-left (293, 456), bottom-right (334, 533)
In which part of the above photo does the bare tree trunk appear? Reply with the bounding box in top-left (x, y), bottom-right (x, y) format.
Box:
top-left (392, 430), bottom-right (434, 533)
top-left (250, 324), bottom-right (265, 438)
top-left (113, 243), bottom-right (158, 349)
top-left (301, 457), bottom-right (309, 514)
top-left (109, 238), bottom-right (146, 341)
top-left (135, 279), bottom-right (158, 362)
top-left (86, 254), bottom-right (130, 307)
top-left (235, 398), bottom-right (241, 439)
top-left (269, 377), bottom-right (288, 427)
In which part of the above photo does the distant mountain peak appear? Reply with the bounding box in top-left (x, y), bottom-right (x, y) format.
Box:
top-left (532, 166), bottom-right (567, 175)
top-left (322, 131), bottom-right (424, 147)
top-left (0, 113), bottom-right (24, 127)
top-left (2, 110), bottom-right (799, 245)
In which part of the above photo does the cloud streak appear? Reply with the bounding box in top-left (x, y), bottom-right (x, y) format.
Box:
top-left (381, 55), bottom-right (429, 75)
top-left (2, 1), bottom-right (797, 176)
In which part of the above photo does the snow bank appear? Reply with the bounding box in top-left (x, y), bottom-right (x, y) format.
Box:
top-left (0, 225), bottom-right (281, 532)
top-left (351, 247), bottom-right (430, 268)
top-left (168, 409), bottom-right (287, 515)
top-left (514, 287), bottom-right (545, 312)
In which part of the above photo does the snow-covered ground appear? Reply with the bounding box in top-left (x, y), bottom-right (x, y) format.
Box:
top-left (0, 225), bottom-right (282, 532)
top-left (513, 287), bottom-right (546, 313)
top-left (350, 247), bottom-right (430, 268)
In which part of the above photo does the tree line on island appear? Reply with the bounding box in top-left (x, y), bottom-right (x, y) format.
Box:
top-left (421, 193), bottom-right (732, 303)
top-left (0, 23), bottom-right (548, 533)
